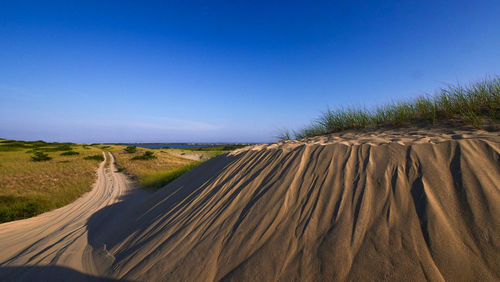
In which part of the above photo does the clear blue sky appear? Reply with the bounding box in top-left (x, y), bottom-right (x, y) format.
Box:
top-left (1, 1), bottom-right (499, 143)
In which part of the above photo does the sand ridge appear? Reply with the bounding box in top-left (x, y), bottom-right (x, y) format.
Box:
top-left (108, 128), bottom-right (500, 281)
top-left (234, 126), bottom-right (500, 153)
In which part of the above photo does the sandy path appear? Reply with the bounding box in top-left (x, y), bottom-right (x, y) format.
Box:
top-left (0, 152), bottom-right (138, 280)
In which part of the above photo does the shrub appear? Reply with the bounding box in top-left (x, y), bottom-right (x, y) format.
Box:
top-left (60, 151), bottom-right (79, 156)
top-left (124, 145), bottom-right (137, 153)
top-left (31, 152), bottom-right (51, 162)
top-left (131, 151), bottom-right (156, 160)
top-left (56, 144), bottom-right (72, 151)
top-left (0, 196), bottom-right (45, 222)
top-left (84, 154), bottom-right (105, 161)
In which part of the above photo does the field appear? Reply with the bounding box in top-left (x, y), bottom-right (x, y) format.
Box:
top-left (0, 140), bottom-right (248, 223)
top-left (109, 145), bottom-right (247, 190)
top-left (0, 140), bottom-right (103, 223)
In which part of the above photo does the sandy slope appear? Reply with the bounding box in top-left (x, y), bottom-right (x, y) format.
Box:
top-left (1, 127), bottom-right (499, 281)
top-left (0, 152), bottom-right (147, 281)
top-left (107, 127), bottom-right (500, 281)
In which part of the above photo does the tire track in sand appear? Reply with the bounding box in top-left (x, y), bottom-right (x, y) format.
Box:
top-left (0, 152), bottom-right (138, 280)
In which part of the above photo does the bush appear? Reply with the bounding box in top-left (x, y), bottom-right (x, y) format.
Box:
top-left (60, 151), bottom-right (79, 156)
top-left (84, 154), bottom-right (105, 161)
top-left (56, 144), bottom-right (72, 151)
top-left (0, 196), bottom-right (45, 223)
top-left (131, 151), bottom-right (156, 160)
top-left (124, 145), bottom-right (137, 153)
top-left (31, 152), bottom-right (51, 162)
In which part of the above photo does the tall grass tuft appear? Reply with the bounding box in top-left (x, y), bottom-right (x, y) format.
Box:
top-left (279, 77), bottom-right (500, 140)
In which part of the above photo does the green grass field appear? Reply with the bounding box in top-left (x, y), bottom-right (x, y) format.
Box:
top-left (0, 140), bottom-right (103, 223)
top-left (0, 139), bottom-right (245, 223)
top-left (279, 77), bottom-right (500, 139)
top-left (109, 145), bottom-right (245, 190)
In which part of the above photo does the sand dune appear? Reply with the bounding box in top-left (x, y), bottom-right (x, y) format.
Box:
top-left (108, 127), bottom-right (499, 281)
top-left (1, 127), bottom-right (499, 281)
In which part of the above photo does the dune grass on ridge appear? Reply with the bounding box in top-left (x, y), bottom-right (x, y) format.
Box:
top-left (279, 77), bottom-right (500, 140)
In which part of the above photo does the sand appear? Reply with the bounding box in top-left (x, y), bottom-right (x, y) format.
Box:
top-left (1, 126), bottom-right (499, 281)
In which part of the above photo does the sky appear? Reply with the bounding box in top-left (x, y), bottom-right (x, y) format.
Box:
top-left (1, 0), bottom-right (499, 143)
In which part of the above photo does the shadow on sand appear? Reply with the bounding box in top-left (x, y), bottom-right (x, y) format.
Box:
top-left (0, 265), bottom-right (122, 282)
top-left (85, 153), bottom-right (239, 276)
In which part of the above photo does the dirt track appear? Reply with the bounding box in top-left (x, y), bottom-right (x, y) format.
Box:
top-left (0, 152), bottom-right (143, 281)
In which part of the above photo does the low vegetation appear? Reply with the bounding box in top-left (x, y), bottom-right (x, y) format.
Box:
top-left (84, 154), bottom-right (105, 161)
top-left (280, 77), bottom-right (500, 139)
top-left (0, 139), bottom-right (247, 222)
top-left (182, 144), bottom-right (248, 151)
top-left (168, 145), bottom-right (248, 159)
top-left (124, 145), bottom-right (137, 153)
top-left (31, 152), bottom-right (51, 162)
top-left (0, 140), bottom-right (103, 223)
top-left (138, 162), bottom-right (201, 190)
top-left (60, 151), bottom-right (79, 156)
top-left (131, 151), bottom-right (156, 160)
top-left (108, 146), bottom-right (195, 191)
top-left (109, 145), bottom-right (244, 191)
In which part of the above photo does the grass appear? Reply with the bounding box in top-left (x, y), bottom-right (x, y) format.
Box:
top-left (0, 139), bottom-right (246, 221)
top-left (109, 145), bottom-right (244, 191)
top-left (60, 151), bottom-right (79, 156)
top-left (0, 140), bottom-right (75, 152)
top-left (0, 140), bottom-right (103, 223)
top-left (180, 144), bottom-right (248, 151)
top-left (131, 151), bottom-right (156, 160)
top-left (165, 145), bottom-right (248, 159)
top-left (279, 77), bottom-right (500, 139)
top-left (138, 162), bottom-right (201, 190)
top-left (31, 152), bottom-right (52, 162)
top-left (84, 154), bottom-right (105, 161)
top-left (109, 145), bottom-right (195, 191)
top-left (124, 145), bottom-right (137, 153)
